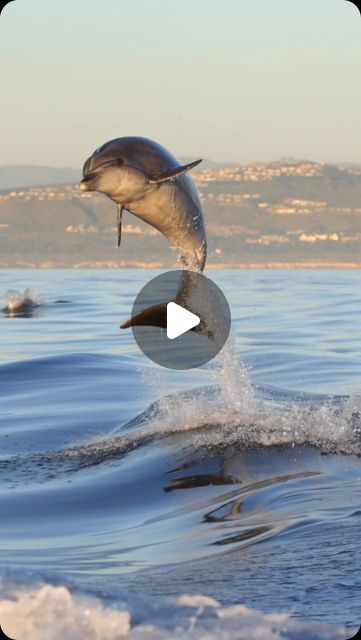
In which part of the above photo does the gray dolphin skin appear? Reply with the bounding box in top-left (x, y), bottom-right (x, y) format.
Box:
top-left (121, 270), bottom-right (202, 329)
top-left (80, 136), bottom-right (206, 270)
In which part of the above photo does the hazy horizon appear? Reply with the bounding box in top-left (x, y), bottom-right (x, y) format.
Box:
top-left (1, 0), bottom-right (360, 167)
top-left (1, 155), bottom-right (361, 171)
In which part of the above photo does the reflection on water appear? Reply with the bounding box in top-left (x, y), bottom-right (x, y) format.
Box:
top-left (164, 464), bottom-right (237, 492)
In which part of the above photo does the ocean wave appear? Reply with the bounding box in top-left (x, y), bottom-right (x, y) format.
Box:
top-left (0, 381), bottom-right (360, 487)
top-left (0, 576), bottom-right (348, 640)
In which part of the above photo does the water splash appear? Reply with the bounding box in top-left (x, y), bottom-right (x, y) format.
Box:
top-left (1, 288), bottom-right (43, 317)
top-left (136, 334), bottom-right (360, 456)
top-left (210, 333), bottom-right (257, 415)
top-left (0, 331), bottom-right (360, 485)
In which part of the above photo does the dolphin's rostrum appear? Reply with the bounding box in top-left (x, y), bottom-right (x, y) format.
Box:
top-left (80, 137), bottom-right (206, 270)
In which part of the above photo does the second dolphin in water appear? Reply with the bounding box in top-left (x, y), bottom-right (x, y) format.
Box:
top-left (80, 136), bottom-right (206, 271)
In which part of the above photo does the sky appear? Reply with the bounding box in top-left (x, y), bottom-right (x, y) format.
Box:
top-left (0, 0), bottom-right (360, 167)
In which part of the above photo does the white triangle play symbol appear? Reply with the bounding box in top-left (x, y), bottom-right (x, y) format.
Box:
top-left (166, 302), bottom-right (200, 340)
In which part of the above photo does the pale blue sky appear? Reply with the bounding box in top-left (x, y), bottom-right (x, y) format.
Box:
top-left (0, 0), bottom-right (360, 166)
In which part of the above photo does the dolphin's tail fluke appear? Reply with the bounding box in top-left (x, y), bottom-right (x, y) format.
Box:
top-left (120, 301), bottom-right (214, 340)
top-left (120, 302), bottom-right (168, 330)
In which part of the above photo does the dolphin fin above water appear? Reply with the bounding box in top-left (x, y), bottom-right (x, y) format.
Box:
top-left (114, 159), bottom-right (201, 248)
top-left (148, 159), bottom-right (203, 184)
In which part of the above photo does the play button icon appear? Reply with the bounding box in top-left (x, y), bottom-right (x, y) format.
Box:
top-left (122, 270), bottom-right (231, 369)
top-left (167, 302), bottom-right (200, 339)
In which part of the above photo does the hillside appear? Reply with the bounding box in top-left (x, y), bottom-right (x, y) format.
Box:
top-left (0, 159), bottom-right (234, 191)
top-left (1, 159), bottom-right (361, 268)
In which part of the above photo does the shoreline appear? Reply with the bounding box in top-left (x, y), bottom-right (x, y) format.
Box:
top-left (1, 261), bottom-right (361, 269)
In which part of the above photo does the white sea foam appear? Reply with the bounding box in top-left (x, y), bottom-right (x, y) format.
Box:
top-left (0, 577), bottom-right (348, 640)
top-left (0, 579), bottom-right (130, 640)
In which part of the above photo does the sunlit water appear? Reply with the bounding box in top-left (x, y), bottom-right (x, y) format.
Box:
top-left (0, 269), bottom-right (360, 639)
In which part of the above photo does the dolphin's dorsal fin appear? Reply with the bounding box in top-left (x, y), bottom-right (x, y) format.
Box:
top-left (148, 159), bottom-right (202, 184)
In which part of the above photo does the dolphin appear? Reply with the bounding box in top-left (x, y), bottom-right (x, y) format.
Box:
top-left (80, 136), bottom-right (206, 271)
top-left (2, 288), bottom-right (41, 318)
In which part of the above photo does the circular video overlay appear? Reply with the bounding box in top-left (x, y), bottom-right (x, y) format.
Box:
top-left (122, 270), bottom-right (231, 370)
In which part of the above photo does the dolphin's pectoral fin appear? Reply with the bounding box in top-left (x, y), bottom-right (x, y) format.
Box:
top-left (117, 204), bottom-right (123, 248)
top-left (148, 159), bottom-right (203, 184)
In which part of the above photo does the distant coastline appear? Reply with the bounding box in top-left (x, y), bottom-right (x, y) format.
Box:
top-left (1, 262), bottom-right (361, 269)
top-left (1, 159), bottom-right (361, 269)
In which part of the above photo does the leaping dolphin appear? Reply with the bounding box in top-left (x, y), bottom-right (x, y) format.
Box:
top-left (80, 136), bottom-right (207, 271)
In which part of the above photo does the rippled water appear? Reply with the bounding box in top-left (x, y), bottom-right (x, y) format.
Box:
top-left (0, 268), bottom-right (360, 639)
